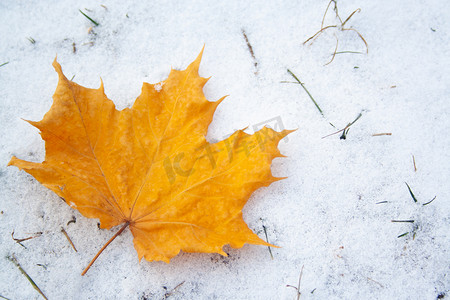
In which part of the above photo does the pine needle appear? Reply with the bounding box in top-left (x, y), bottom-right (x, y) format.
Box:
top-left (262, 225), bottom-right (274, 259)
top-left (79, 9), bottom-right (99, 26)
top-left (405, 182), bottom-right (418, 203)
top-left (412, 155), bottom-right (417, 172)
top-left (422, 196), bottom-right (436, 206)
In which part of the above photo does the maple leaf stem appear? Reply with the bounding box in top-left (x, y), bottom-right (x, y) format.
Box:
top-left (81, 222), bottom-right (129, 276)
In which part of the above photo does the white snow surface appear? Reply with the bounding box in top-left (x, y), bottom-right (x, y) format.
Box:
top-left (1, 1), bottom-right (449, 299)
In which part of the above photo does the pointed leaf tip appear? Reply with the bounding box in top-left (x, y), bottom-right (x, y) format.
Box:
top-left (98, 77), bottom-right (105, 92)
top-left (215, 95), bottom-right (228, 105)
top-left (189, 46), bottom-right (205, 72)
top-left (52, 57), bottom-right (61, 72)
top-left (7, 156), bottom-right (17, 167)
top-left (22, 118), bottom-right (40, 129)
top-left (52, 58), bottom-right (69, 81)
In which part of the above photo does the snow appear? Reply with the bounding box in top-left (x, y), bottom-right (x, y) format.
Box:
top-left (1, 0), bottom-right (449, 299)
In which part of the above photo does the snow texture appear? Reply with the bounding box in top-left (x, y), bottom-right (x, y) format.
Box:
top-left (1, 0), bottom-right (449, 299)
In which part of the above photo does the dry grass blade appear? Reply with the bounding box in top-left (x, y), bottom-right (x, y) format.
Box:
top-left (321, 112), bottom-right (362, 139)
top-left (325, 35), bottom-right (339, 65)
top-left (321, 0), bottom-right (335, 28)
top-left (303, 25), bottom-right (337, 45)
top-left (335, 51), bottom-right (365, 55)
top-left (262, 225), bottom-right (274, 259)
top-left (342, 8), bottom-right (361, 27)
top-left (287, 69), bottom-right (324, 116)
top-left (303, 0), bottom-right (368, 62)
top-left (342, 28), bottom-right (368, 53)
top-left (7, 255), bottom-right (48, 300)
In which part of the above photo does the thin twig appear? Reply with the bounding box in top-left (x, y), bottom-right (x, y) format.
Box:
top-left (367, 277), bottom-right (384, 288)
top-left (163, 281), bottom-right (185, 299)
top-left (372, 133), bottom-right (392, 136)
top-left (286, 266), bottom-right (305, 299)
top-left (7, 255), bottom-right (48, 300)
top-left (61, 228), bottom-right (78, 252)
top-left (12, 231), bottom-right (34, 243)
top-left (11, 231), bottom-right (41, 248)
top-left (242, 29), bottom-right (258, 73)
top-left (287, 69), bottom-right (324, 116)
top-left (296, 265), bottom-right (304, 300)
top-left (412, 155), bottom-right (417, 172)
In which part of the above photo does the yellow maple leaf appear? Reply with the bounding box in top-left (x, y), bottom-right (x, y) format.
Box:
top-left (8, 49), bottom-right (292, 275)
